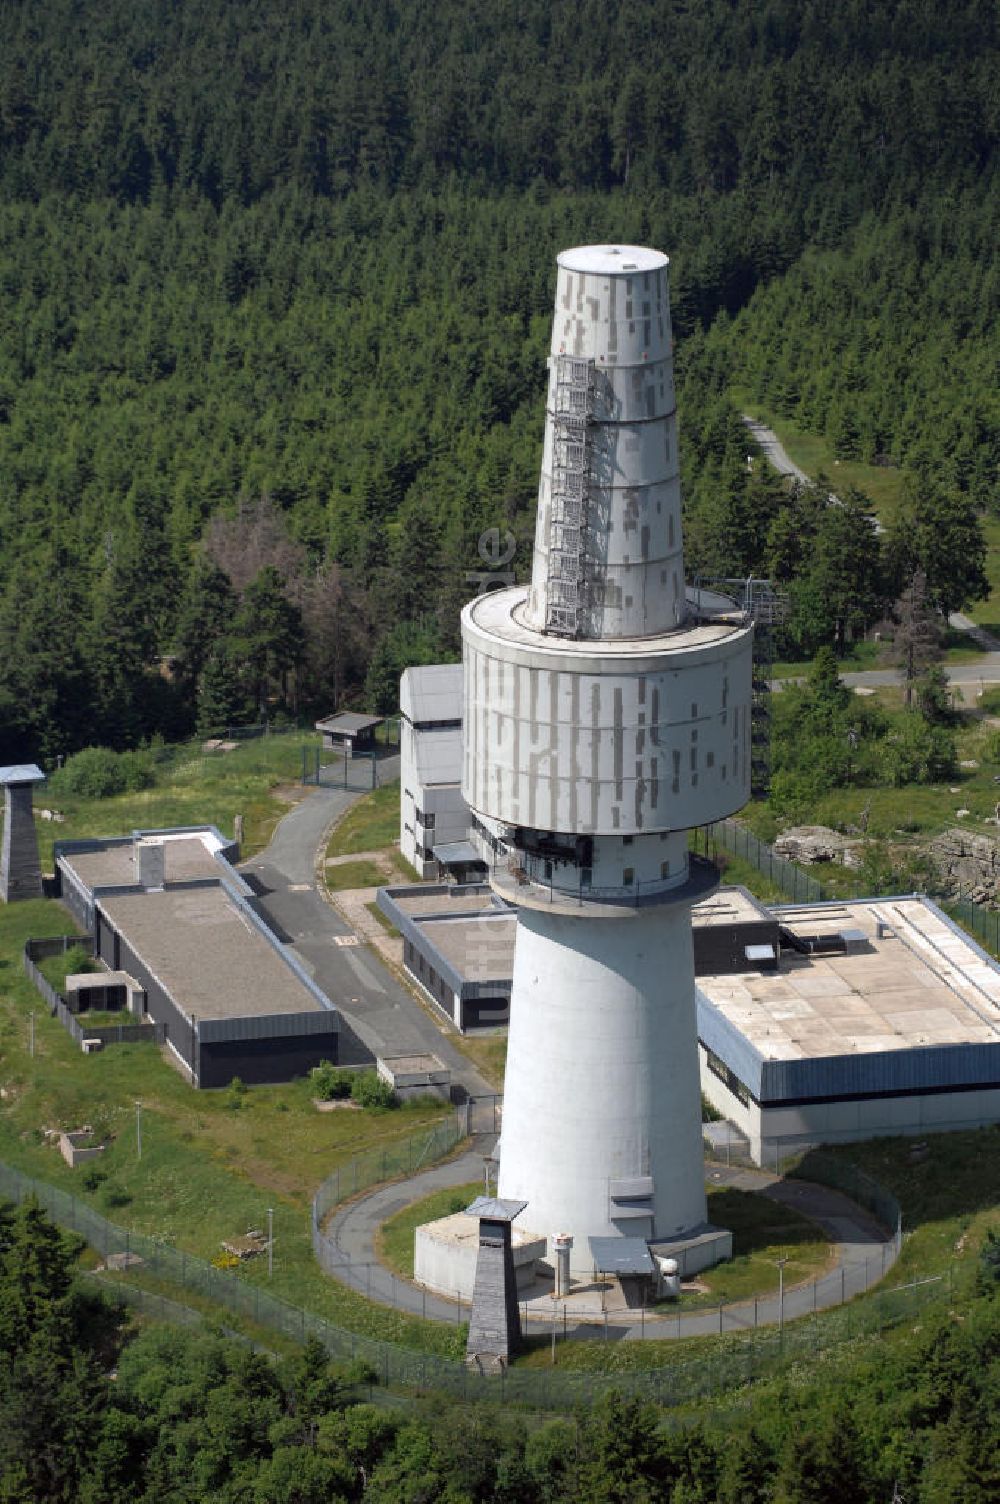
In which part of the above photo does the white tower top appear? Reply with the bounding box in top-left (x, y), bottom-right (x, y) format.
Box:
top-left (522, 242), bottom-right (682, 640)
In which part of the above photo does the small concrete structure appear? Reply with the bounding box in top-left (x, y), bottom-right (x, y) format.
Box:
top-left (415, 1210), bottom-right (545, 1303)
top-left (650, 1223), bottom-right (734, 1277)
top-left (465, 1197), bottom-right (527, 1368)
top-left (58, 1129), bottom-right (105, 1168)
top-left (315, 712), bottom-right (384, 757)
top-left (65, 971), bottom-right (146, 1018)
top-left (376, 1052), bottom-right (451, 1102)
top-left (0, 764), bottom-right (45, 902)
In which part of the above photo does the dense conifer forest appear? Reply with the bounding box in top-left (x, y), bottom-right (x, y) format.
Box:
top-left (0, 0), bottom-right (996, 759)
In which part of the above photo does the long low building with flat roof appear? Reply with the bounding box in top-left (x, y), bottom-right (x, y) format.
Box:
top-left (55, 827), bottom-right (338, 1087)
top-left (378, 884), bottom-right (514, 1029)
top-left (380, 878), bottom-right (1000, 1157)
top-left (697, 893), bottom-right (1000, 1164)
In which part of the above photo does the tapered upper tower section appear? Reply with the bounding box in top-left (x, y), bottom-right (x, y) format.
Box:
top-left (522, 245), bottom-right (684, 641)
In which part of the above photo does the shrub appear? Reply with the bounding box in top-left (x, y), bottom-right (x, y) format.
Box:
top-left (103, 1184), bottom-right (132, 1208)
top-left (977, 1228), bottom-right (1000, 1293)
top-left (351, 1072), bottom-right (397, 1111)
top-left (81, 1166), bottom-right (107, 1192)
top-left (225, 1076), bottom-right (248, 1110)
top-left (51, 745), bottom-right (154, 799)
top-left (310, 1060), bottom-right (355, 1100)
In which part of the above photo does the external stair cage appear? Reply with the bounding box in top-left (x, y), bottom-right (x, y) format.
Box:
top-left (545, 356), bottom-right (595, 635)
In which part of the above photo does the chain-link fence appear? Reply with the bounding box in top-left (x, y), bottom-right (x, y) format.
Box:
top-left (706, 818), bottom-right (1000, 962)
top-left (0, 1144), bottom-right (951, 1410)
top-left (311, 1116), bottom-right (466, 1229)
top-left (948, 896), bottom-right (1000, 956)
top-left (704, 819), bottom-right (826, 903)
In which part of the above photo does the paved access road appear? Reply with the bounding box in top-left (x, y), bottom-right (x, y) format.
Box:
top-left (240, 764), bottom-right (494, 1098)
top-left (321, 1148), bottom-right (898, 1342)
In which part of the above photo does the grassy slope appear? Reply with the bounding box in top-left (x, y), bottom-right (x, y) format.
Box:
top-left (741, 705), bottom-right (1000, 849)
top-left (38, 733), bottom-right (321, 868)
top-left (2, 893), bottom-right (460, 1352)
top-left (326, 782), bottom-right (402, 858)
top-left (518, 1127), bottom-right (1000, 1373)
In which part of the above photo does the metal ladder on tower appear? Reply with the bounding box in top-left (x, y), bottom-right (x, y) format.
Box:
top-left (545, 356), bottom-right (594, 635)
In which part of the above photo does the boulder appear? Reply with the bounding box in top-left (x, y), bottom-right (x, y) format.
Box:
top-left (773, 825), bottom-right (859, 865)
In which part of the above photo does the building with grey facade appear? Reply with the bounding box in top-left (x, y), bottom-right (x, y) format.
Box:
top-left (399, 664), bottom-right (469, 878)
top-left (380, 878), bottom-right (1000, 1161)
top-left (55, 827), bottom-right (338, 1087)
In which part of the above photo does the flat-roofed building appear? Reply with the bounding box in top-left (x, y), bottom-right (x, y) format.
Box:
top-left (377, 884), bottom-right (514, 1029)
top-left (381, 876), bottom-right (1000, 1160)
top-left (697, 895), bottom-right (1000, 1164)
top-left (399, 664), bottom-right (468, 878)
top-left (314, 711), bottom-right (384, 757)
top-left (55, 827), bottom-right (338, 1087)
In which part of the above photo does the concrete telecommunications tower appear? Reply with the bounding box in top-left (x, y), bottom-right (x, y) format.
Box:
top-left (461, 245), bottom-right (754, 1269)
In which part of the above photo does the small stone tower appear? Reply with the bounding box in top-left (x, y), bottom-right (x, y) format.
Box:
top-left (0, 765), bottom-right (46, 902)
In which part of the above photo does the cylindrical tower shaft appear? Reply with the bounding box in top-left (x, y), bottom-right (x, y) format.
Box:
top-left (498, 903), bottom-right (707, 1244)
top-left (461, 245), bottom-right (754, 1270)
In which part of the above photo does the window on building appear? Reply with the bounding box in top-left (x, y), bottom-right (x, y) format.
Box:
top-left (706, 1048), bottom-right (750, 1106)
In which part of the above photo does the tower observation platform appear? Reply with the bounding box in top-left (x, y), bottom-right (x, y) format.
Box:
top-left (460, 246), bottom-right (754, 1269)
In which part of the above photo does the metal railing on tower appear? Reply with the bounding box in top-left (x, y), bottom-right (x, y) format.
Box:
top-left (545, 356), bottom-right (595, 635)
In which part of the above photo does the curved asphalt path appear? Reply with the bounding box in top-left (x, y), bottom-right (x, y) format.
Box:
top-left (322, 1149), bottom-right (898, 1342)
top-left (239, 760), bottom-right (493, 1097)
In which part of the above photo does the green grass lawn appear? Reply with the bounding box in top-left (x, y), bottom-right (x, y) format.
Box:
top-left (36, 732), bottom-right (319, 869)
top-left (516, 1128), bottom-right (1000, 1374)
top-left (326, 781), bottom-right (402, 858)
top-left (325, 859), bottom-right (387, 892)
top-left (735, 393), bottom-right (908, 519)
top-left (378, 1181), bottom-right (481, 1278)
top-left (679, 1188), bottom-right (831, 1308)
top-left (452, 1033), bottom-right (507, 1091)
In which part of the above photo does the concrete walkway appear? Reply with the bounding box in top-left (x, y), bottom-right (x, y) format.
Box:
top-left (239, 767), bottom-right (494, 1099)
top-left (319, 1149), bottom-right (898, 1342)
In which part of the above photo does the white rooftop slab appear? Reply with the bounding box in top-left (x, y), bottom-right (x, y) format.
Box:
top-left (693, 887), bottom-right (773, 929)
top-left (468, 585), bottom-right (746, 661)
top-left (62, 834), bottom-right (225, 890)
top-left (698, 897), bottom-right (1000, 1060)
top-left (557, 245), bottom-right (667, 275)
top-left (0, 764), bottom-right (45, 785)
top-left (400, 663), bottom-right (463, 723)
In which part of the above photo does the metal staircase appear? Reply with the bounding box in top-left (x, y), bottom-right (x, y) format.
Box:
top-left (545, 356), bottom-right (594, 635)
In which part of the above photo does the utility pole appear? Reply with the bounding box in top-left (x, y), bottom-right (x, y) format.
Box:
top-left (776, 1255), bottom-right (789, 1337)
top-left (135, 1100), bottom-right (142, 1160)
top-left (267, 1207), bottom-right (274, 1278)
top-left (28, 1011), bottom-right (35, 1058)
